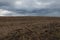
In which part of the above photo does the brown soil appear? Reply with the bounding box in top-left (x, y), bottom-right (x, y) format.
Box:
top-left (0, 16), bottom-right (60, 40)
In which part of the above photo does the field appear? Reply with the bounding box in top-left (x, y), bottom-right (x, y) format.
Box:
top-left (0, 16), bottom-right (60, 40)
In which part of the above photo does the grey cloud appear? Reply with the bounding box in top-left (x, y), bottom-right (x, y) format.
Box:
top-left (0, 0), bottom-right (60, 16)
top-left (0, 0), bottom-right (59, 9)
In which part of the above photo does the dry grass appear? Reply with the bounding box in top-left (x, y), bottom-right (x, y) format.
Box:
top-left (0, 16), bottom-right (60, 40)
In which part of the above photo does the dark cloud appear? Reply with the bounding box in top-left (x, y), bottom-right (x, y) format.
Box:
top-left (0, 0), bottom-right (60, 16)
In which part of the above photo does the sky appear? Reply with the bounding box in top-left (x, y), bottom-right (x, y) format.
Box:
top-left (0, 0), bottom-right (60, 16)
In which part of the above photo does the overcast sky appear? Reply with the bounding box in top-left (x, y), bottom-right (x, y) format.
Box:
top-left (0, 0), bottom-right (60, 16)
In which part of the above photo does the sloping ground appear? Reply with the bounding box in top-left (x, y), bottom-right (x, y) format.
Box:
top-left (0, 16), bottom-right (60, 40)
